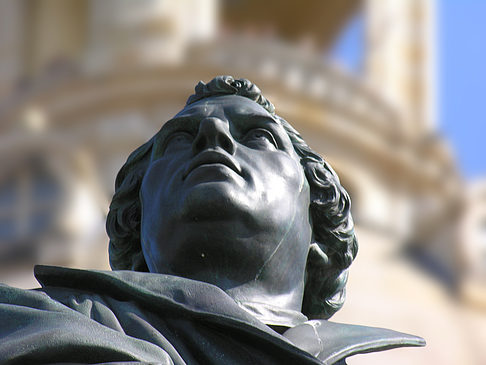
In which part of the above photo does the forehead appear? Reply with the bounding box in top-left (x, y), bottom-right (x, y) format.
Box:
top-left (177, 94), bottom-right (274, 119)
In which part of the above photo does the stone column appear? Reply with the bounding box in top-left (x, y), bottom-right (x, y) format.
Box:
top-left (364, 0), bottom-right (437, 139)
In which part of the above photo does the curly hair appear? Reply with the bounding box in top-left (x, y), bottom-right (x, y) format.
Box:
top-left (106, 76), bottom-right (358, 319)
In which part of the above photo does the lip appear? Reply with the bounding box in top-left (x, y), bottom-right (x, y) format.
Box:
top-left (182, 150), bottom-right (242, 180)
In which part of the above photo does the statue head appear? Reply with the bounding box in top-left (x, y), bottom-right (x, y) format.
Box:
top-left (106, 76), bottom-right (358, 320)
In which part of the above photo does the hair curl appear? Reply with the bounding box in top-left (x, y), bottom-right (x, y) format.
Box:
top-left (106, 76), bottom-right (358, 319)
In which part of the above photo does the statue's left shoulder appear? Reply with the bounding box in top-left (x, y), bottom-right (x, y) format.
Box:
top-left (283, 319), bottom-right (425, 364)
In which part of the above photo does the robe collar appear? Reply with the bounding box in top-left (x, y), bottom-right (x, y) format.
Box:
top-left (35, 265), bottom-right (425, 364)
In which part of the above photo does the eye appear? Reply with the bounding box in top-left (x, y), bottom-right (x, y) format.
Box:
top-left (163, 132), bottom-right (193, 153)
top-left (242, 128), bottom-right (278, 150)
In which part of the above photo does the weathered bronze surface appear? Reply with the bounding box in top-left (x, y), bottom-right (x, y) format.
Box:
top-left (0, 76), bottom-right (425, 364)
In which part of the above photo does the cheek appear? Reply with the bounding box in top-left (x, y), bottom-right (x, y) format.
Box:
top-left (258, 156), bottom-right (310, 236)
top-left (267, 155), bottom-right (304, 192)
top-left (141, 158), bottom-right (185, 204)
top-left (253, 153), bottom-right (306, 208)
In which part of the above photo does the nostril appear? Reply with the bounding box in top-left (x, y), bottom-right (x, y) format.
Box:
top-left (221, 138), bottom-right (231, 152)
top-left (195, 138), bottom-right (206, 152)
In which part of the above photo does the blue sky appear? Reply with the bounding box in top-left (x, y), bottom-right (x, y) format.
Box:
top-left (440, 1), bottom-right (486, 180)
top-left (332, 1), bottom-right (486, 181)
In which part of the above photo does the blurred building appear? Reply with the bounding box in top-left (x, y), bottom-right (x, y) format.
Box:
top-left (0, 0), bottom-right (483, 364)
top-left (461, 179), bottom-right (486, 306)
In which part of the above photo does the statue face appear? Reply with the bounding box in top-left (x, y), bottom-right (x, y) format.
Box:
top-left (140, 95), bottom-right (311, 292)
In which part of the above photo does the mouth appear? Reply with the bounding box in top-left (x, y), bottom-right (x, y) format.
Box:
top-left (182, 150), bottom-right (242, 180)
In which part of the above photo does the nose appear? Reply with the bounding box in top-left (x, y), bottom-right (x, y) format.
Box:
top-left (192, 117), bottom-right (236, 155)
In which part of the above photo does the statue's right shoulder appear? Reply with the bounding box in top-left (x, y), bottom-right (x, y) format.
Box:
top-left (0, 266), bottom-right (174, 364)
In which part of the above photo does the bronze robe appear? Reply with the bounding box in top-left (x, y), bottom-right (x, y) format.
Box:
top-left (0, 266), bottom-right (424, 364)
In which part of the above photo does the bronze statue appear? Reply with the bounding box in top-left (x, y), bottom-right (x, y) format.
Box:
top-left (0, 76), bottom-right (424, 364)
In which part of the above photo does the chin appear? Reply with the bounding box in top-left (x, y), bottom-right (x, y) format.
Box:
top-left (179, 182), bottom-right (251, 221)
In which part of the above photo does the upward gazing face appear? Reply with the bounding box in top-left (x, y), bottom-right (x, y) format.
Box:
top-left (140, 95), bottom-right (311, 290)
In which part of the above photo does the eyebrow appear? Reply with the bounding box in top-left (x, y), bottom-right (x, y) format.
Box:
top-left (157, 116), bottom-right (199, 139)
top-left (151, 117), bottom-right (197, 156)
top-left (226, 108), bottom-right (280, 124)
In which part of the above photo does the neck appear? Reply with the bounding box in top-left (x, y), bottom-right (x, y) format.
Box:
top-left (224, 278), bottom-right (306, 327)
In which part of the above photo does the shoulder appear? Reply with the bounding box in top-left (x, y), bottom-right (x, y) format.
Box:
top-left (284, 319), bottom-right (425, 364)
